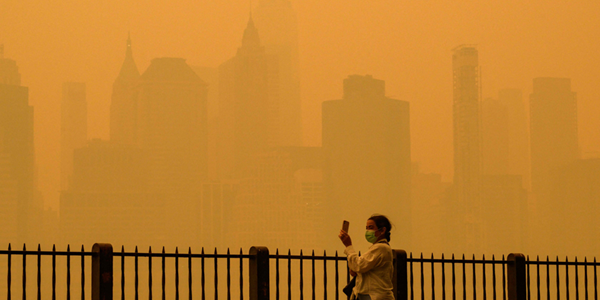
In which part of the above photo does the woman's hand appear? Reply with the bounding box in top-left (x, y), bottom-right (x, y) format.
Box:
top-left (339, 230), bottom-right (352, 247)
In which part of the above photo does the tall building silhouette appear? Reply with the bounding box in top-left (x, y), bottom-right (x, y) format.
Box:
top-left (450, 45), bottom-right (482, 252)
top-left (529, 78), bottom-right (578, 252)
top-left (191, 66), bottom-right (219, 180)
top-left (482, 97), bottom-right (509, 175)
top-left (135, 57), bottom-right (208, 192)
top-left (60, 82), bottom-right (87, 191)
top-left (322, 75), bottom-right (411, 249)
top-left (0, 48), bottom-right (35, 242)
top-left (0, 45), bottom-right (21, 85)
top-left (218, 17), bottom-right (276, 179)
top-left (481, 90), bottom-right (529, 254)
top-left (499, 89), bottom-right (530, 189)
top-left (529, 78), bottom-right (578, 195)
top-left (254, 0), bottom-right (302, 146)
top-left (110, 34), bottom-right (140, 145)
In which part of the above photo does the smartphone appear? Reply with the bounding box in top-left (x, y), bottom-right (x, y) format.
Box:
top-left (342, 220), bottom-right (349, 232)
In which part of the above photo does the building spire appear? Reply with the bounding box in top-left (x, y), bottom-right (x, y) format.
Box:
top-left (241, 12), bottom-right (261, 51)
top-left (116, 33), bottom-right (140, 81)
top-left (126, 32), bottom-right (133, 58)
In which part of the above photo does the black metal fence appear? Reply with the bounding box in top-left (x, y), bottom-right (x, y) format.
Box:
top-left (523, 255), bottom-right (600, 300)
top-left (405, 253), bottom-right (509, 300)
top-left (1, 244), bottom-right (599, 300)
top-left (0, 244), bottom-right (91, 300)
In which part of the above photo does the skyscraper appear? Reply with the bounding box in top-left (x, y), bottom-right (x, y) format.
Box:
top-left (60, 82), bottom-right (87, 191)
top-left (218, 17), bottom-right (276, 179)
top-left (253, 0), bottom-right (302, 147)
top-left (134, 57), bottom-right (208, 246)
top-left (498, 89), bottom-right (530, 189)
top-left (0, 48), bottom-right (35, 242)
top-left (451, 45), bottom-right (482, 252)
top-left (0, 45), bottom-right (21, 85)
top-left (482, 97), bottom-right (509, 175)
top-left (529, 78), bottom-right (578, 195)
top-left (110, 34), bottom-right (140, 145)
top-left (135, 57), bottom-right (208, 192)
top-left (191, 66), bottom-right (219, 180)
top-left (481, 90), bottom-right (529, 254)
top-left (322, 75), bottom-right (411, 249)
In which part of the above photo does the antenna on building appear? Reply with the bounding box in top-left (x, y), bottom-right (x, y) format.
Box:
top-left (249, 0), bottom-right (253, 19)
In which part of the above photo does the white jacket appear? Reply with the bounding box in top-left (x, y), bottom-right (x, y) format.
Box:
top-left (345, 239), bottom-right (395, 300)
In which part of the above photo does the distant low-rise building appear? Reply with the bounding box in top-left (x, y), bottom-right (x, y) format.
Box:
top-left (60, 140), bottom-right (165, 247)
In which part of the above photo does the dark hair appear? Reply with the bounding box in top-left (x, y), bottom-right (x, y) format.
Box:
top-left (368, 214), bottom-right (393, 242)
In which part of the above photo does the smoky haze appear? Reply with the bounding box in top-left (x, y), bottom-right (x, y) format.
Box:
top-left (1, 0), bottom-right (600, 257)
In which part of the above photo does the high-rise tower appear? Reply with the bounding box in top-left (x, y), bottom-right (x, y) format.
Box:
top-left (530, 78), bottom-right (578, 194)
top-left (60, 82), bottom-right (87, 191)
top-left (253, 0), bottom-right (302, 147)
top-left (218, 16), bottom-right (276, 179)
top-left (322, 75), bottom-right (411, 249)
top-left (110, 34), bottom-right (140, 145)
top-left (0, 48), bottom-right (35, 242)
top-left (482, 97), bottom-right (509, 175)
top-left (134, 57), bottom-right (208, 246)
top-left (0, 45), bottom-right (21, 85)
top-left (451, 45), bottom-right (482, 251)
top-left (499, 89), bottom-right (530, 189)
top-left (136, 57), bottom-right (208, 191)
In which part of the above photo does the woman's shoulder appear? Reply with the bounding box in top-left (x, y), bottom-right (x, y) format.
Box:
top-left (370, 241), bottom-right (392, 251)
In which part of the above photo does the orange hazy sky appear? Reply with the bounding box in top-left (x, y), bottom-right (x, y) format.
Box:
top-left (1, 0), bottom-right (599, 209)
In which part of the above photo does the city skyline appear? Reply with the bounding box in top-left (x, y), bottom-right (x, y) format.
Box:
top-left (1, 0), bottom-right (600, 257)
top-left (2, 1), bottom-right (599, 211)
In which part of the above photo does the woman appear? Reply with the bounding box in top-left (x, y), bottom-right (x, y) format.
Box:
top-left (339, 214), bottom-right (394, 300)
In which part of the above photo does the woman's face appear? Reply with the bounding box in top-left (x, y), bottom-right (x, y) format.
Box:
top-left (366, 219), bottom-right (385, 242)
top-left (366, 220), bottom-right (378, 232)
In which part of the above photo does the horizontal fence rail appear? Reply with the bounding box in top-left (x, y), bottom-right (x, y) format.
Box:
top-left (1, 244), bottom-right (599, 300)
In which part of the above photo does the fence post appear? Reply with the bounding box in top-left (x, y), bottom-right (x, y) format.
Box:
top-left (249, 246), bottom-right (269, 300)
top-left (507, 253), bottom-right (526, 300)
top-left (92, 243), bottom-right (113, 300)
top-left (393, 249), bottom-right (408, 300)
